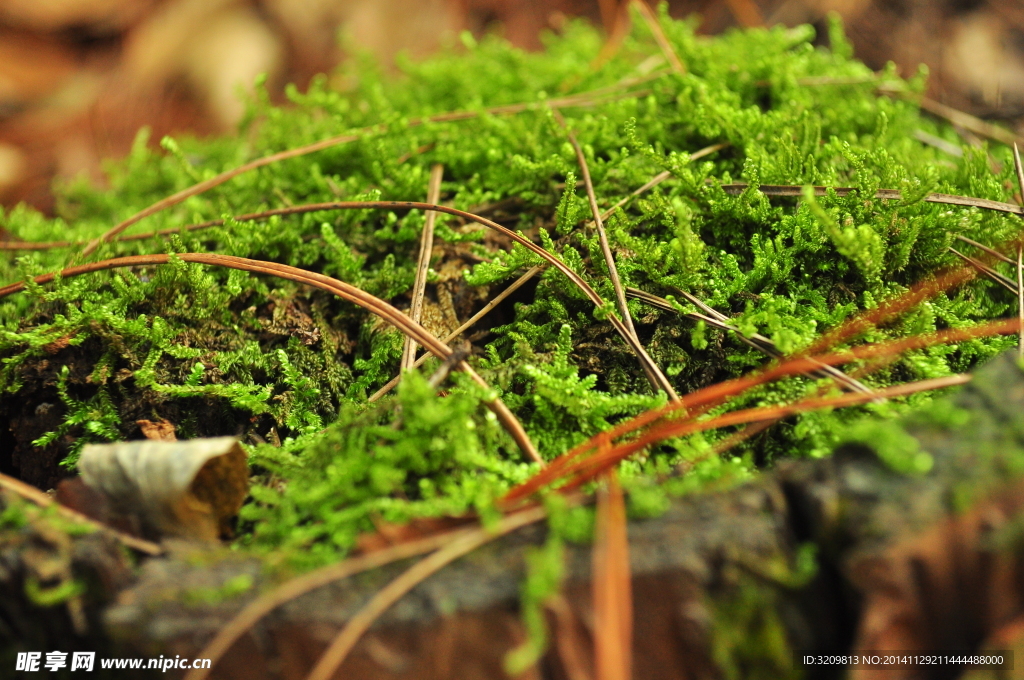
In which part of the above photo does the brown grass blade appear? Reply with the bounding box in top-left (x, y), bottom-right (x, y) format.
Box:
top-left (302, 505), bottom-right (549, 680)
top-left (370, 265), bottom-right (545, 403)
top-left (0, 472), bottom-right (162, 556)
top-left (592, 470), bottom-right (632, 680)
top-left (629, 0), bottom-right (685, 76)
top-left (557, 111), bottom-right (678, 400)
top-left (0, 252), bottom-right (542, 464)
top-left (401, 164), bottom-right (444, 373)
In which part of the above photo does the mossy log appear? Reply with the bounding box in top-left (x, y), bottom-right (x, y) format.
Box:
top-left (20, 351), bottom-right (1004, 680)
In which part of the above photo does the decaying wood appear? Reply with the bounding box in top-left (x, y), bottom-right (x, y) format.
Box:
top-left (76, 351), bottom-right (1024, 679)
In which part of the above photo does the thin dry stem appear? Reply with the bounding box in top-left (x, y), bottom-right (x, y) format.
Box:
top-left (557, 111), bottom-right (678, 400)
top-left (0, 472), bottom-right (162, 556)
top-left (629, 0), bottom-right (685, 75)
top-left (401, 164), bottom-right (444, 372)
top-left (369, 265), bottom-right (545, 403)
top-left (302, 505), bottom-right (549, 680)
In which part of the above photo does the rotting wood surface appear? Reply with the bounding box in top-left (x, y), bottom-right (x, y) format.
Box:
top-left (6, 352), bottom-right (1024, 679)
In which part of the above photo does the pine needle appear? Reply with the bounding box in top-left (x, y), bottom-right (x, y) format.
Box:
top-left (80, 73), bottom-right (669, 256)
top-left (183, 526), bottom-right (481, 680)
top-left (629, 1), bottom-right (685, 76)
top-left (302, 505), bottom-right (549, 680)
top-left (1014, 143), bottom-right (1024, 358)
top-left (0, 472), bottom-right (162, 556)
top-left (592, 470), bottom-right (632, 680)
top-left (370, 265), bottom-right (545, 403)
top-left (557, 110), bottom-right (678, 401)
top-left (401, 164), bottom-right (444, 373)
top-left (503, 316), bottom-right (1021, 505)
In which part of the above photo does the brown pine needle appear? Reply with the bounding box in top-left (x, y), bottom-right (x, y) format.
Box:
top-left (558, 374), bottom-right (972, 491)
top-left (1014, 143), bottom-right (1024, 359)
top-left (302, 505), bottom-right (549, 680)
top-left (0, 252), bottom-right (541, 464)
top-left (915, 95), bottom-right (1021, 147)
top-left (183, 526), bottom-right (481, 680)
top-left (548, 595), bottom-right (594, 680)
top-left (557, 111), bottom-right (678, 400)
top-left (955, 235), bottom-right (1017, 265)
top-left (80, 75), bottom-right (668, 256)
top-left (627, 287), bottom-right (872, 394)
top-left (0, 472), bottom-right (162, 556)
top-left (401, 164), bottom-right (444, 373)
top-left (1018, 245), bottom-right (1023, 359)
top-left (593, 470), bottom-right (632, 680)
top-left (629, 0), bottom-right (685, 76)
top-left (370, 265), bottom-right (545, 403)
top-left (10, 177), bottom-right (1024, 253)
top-left (503, 316), bottom-right (1020, 505)
top-left (949, 247), bottom-right (1019, 294)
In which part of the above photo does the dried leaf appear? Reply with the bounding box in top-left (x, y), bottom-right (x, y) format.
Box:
top-left (77, 437), bottom-right (248, 542)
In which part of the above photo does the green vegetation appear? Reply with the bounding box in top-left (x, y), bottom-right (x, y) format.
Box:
top-left (1, 7), bottom-right (1021, 571)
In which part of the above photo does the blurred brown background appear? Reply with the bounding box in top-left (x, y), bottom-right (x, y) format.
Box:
top-left (1, 0), bottom-right (1022, 214)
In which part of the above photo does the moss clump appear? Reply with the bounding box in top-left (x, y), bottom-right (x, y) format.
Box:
top-left (1, 9), bottom-right (1021, 565)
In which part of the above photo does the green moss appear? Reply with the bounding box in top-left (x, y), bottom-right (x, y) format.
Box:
top-left (1, 7), bottom-right (1021, 569)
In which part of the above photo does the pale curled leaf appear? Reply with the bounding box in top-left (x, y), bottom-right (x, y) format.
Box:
top-left (78, 437), bottom-right (248, 542)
